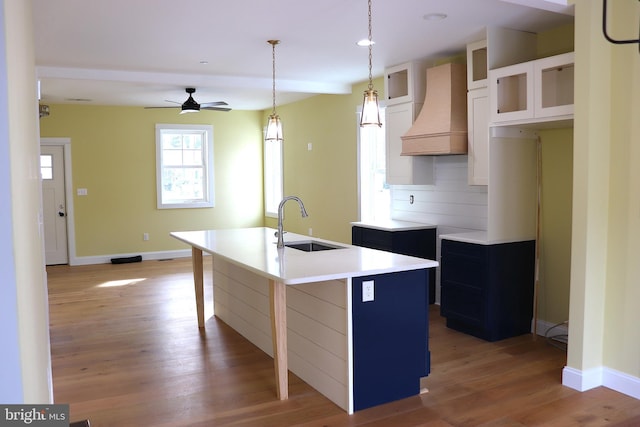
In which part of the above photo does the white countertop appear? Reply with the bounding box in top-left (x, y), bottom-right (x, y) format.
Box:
top-left (439, 231), bottom-right (535, 245)
top-left (351, 219), bottom-right (436, 231)
top-left (171, 227), bottom-right (438, 285)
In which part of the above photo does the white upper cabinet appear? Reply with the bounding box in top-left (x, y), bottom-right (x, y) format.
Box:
top-left (383, 60), bottom-right (434, 184)
top-left (385, 102), bottom-right (434, 185)
top-left (490, 52), bottom-right (575, 126)
top-left (534, 52), bottom-right (575, 119)
top-left (490, 61), bottom-right (535, 123)
top-left (383, 60), bottom-right (431, 106)
top-left (467, 88), bottom-right (489, 186)
top-left (466, 39), bottom-right (488, 90)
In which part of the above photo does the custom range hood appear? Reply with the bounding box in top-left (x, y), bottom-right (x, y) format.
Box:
top-left (401, 62), bottom-right (468, 155)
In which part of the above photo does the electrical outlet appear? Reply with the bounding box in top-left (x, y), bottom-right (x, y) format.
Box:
top-left (143, 233), bottom-right (149, 241)
top-left (362, 280), bottom-right (374, 302)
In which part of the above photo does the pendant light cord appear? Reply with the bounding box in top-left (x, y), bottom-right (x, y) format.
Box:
top-left (367, 0), bottom-right (374, 91)
top-left (269, 40), bottom-right (280, 115)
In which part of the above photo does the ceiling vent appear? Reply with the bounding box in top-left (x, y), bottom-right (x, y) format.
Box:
top-left (401, 63), bottom-right (468, 155)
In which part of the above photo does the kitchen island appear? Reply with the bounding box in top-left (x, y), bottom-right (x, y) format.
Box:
top-left (171, 227), bottom-right (438, 413)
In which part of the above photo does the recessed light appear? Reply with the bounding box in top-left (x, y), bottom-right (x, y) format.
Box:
top-left (357, 39), bottom-right (375, 47)
top-left (423, 13), bottom-right (447, 21)
top-left (199, 60), bottom-right (209, 65)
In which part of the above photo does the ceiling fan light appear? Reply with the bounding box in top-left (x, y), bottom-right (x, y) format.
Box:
top-left (180, 107), bottom-right (199, 114)
top-left (265, 114), bottom-right (283, 141)
top-left (181, 93), bottom-right (200, 113)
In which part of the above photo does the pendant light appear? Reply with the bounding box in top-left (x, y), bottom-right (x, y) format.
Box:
top-left (360, 0), bottom-right (381, 127)
top-left (265, 40), bottom-right (283, 141)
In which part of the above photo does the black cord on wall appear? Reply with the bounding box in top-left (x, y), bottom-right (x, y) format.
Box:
top-left (602, 0), bottom-right (640, 53)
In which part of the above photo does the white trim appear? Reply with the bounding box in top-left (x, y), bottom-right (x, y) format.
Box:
top-left (263, 127), bottom-right (283, 218)
top-left (346, 277), bottom-right (354, 414)
top-left (155, 124), bottom-right (215, 210)
top-left (490, 127), bottom-right (539, 139)
top-left (562, 366), bottom-right (602, 391)
top-left (603, 368), bottom-right (640, 400)
top-left (562, 366), bottom-right (640, 400)
top-left (72, 249), bottom-right (192, 266)
top-left (40, 138), bottom-right (76, 265)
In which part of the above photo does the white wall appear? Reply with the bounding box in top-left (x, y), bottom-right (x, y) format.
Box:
top-left (390, 154), bottom-right (488, 302)
top-left (0, 0), bottom-right (53, 403)
top-left (0, 0), bottom-right (24, 403)
top-left (390, 155), bottom-right (488, 233)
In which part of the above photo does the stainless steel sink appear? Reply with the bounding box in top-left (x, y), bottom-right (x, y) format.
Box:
top-left (284, 240), bottom-right (345, 252)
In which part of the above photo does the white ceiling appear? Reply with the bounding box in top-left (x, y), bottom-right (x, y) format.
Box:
top-left (32, 0), bottom-right (573, 111)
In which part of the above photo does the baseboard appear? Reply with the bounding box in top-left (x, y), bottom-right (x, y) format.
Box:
top-left (539, 319), bottom-right (640, 400)
top-left (562, 366), bottom-right (602, 391)
top-left (70, 249), bottom-right (192, 266)
top-left (602, 368), bottom-right (640, 399)
top-left (563, 366), bottom-right (640, 400)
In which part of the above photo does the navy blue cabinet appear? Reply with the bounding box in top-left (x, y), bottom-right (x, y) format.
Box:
top-left (352, 269), bottom-right (430, 411)
top-left (352, 226), bottom-right (436, 303)
top-left (440, 239), bottom-right (535, 342)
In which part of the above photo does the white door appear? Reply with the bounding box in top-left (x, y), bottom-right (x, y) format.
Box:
top-left (41, 145), bottom-right (68, 265)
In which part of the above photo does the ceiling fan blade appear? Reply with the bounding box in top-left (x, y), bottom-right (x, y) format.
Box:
top-left (201, 106), bottom-right (232, 112)
top-left (200, 101), bottom-right (228, 107)
top-left (144, 106), bottom-right (180, 109)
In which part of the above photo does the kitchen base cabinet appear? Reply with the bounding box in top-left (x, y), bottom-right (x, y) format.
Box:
top-left (352, 269), bottom-right (430, 411)
top-left (352, 225), bottom-right (436, 303)
top-left (440, 238), bottom-right (535, 342)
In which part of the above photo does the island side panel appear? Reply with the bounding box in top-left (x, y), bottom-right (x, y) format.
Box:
top-left (351, 269), bottom-right (430, 411)
top-left (287, 280), bottom-right (349, 411)
top-left (212, 258), bottom-right (350, 411)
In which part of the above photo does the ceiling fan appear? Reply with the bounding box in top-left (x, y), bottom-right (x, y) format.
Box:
top-left (146, 87), bottom-right (231, 114)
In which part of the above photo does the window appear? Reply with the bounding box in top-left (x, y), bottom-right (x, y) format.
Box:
top-left (40, 154), bottom-right (53, 180)
top-left (156, 124), bottom-right (214, 209)
top-left (358, 109), bottom-right (389, 222)
top-left (264, 137), bottom-right (283, 217)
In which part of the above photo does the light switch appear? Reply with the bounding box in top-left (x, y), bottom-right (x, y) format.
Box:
top-left (362, 280), bottom-right (374, 302)
top-left (77, 188), bottom-right (88, 196)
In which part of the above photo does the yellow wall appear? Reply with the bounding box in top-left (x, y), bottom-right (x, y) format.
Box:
top-left (537, 23), bottom-right (575, 57)
top-left (568, 0), bottom-right (640, 380)
top-left (533, 23), bottom-right (575, 327)
top-left (524, 24), bottom-right (574, 333)
top-left (537, 129), bottom-right (573, 325)
top-left (601, 1), bottom-right (640, 375)
top-left (40, 106), bottom-right (264, 257)
top-left (263, 78), bottom-right (382, 244)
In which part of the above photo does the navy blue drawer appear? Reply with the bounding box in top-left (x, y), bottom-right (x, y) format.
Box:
top-left (440, 281), bottom-right (485, 326)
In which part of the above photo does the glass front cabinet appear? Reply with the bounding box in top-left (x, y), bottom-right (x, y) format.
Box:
top-left (489, 52), bottom-right (574, 125)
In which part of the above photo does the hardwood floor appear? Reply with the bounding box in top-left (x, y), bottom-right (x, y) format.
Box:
top-left (47, 258), bottom-right (640, 426)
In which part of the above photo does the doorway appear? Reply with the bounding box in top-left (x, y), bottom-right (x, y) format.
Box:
top-left (40, 138), bottom-right (76, 265)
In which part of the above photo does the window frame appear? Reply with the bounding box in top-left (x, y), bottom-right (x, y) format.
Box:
top-left (155, 124), bottom-right (215, 209)
top-left (263, 135), bottom-right (283, 218)
top-left (40, 154), bottom-right (53, 180)
top-left (357, 107), bottom-right (389, 222)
